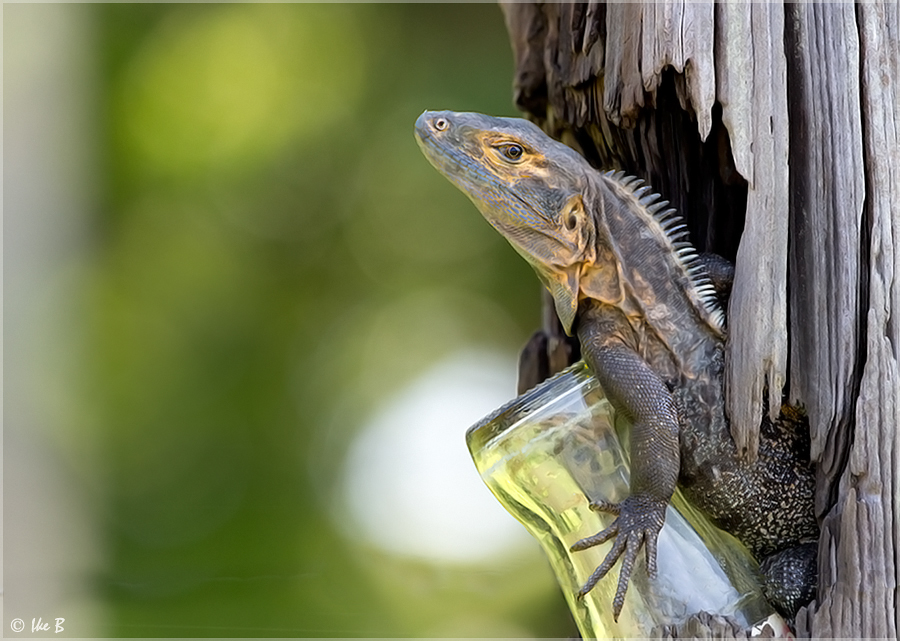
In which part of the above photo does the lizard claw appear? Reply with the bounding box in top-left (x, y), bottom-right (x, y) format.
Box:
top-left (570, 495), bottom-right (667, 621)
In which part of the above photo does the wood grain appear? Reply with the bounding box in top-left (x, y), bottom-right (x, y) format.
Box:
top-left (501, 1), bottom-right (899, 637)
top-left (783, 2), bottom-right (864, 518)
top-left (718, 3), bottom-right (790, 461)
top-left (796, 3), bottom-right (899, 638)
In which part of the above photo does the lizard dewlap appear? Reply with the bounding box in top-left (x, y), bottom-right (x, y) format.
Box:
top-left (416, 110), bottom-right (818, 623)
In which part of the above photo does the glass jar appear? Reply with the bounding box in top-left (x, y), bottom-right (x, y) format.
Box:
top-left (466, 361), bottom-right (788, 638)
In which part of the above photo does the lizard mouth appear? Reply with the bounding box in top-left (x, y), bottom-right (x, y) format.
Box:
top-left (415, 111), bottom-right (559, 250)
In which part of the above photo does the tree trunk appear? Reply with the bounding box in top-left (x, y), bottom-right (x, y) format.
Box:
top-left (501, 2), bottom-right (899, 638)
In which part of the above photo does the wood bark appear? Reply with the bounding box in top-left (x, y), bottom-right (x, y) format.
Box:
top-left (501, 2), bottom-right (898, 638)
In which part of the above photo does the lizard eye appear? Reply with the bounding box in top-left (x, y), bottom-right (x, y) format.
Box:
top-left (497, 143), bottom-right (525, 162)
top-left (433, 117), bottom-right (448, 131)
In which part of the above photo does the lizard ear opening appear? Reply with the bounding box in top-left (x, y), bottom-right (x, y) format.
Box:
top-left (561, 194), bottom-right (597, 265)
top-left (562, 194), bottom-right (586, 232)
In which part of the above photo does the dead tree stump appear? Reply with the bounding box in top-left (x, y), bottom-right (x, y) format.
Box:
top-left (501, 3), bottom-right (899, 638)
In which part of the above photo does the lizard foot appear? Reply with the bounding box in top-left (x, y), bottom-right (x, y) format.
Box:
top-left (570, 495), bottom-right (667, 621)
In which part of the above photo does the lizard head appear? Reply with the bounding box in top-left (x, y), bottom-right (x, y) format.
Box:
top-left (415, 110), bottom-right (598, 333)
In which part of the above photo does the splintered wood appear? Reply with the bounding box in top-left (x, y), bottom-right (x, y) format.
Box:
top-left (501, 2), bottom-right (899, 638)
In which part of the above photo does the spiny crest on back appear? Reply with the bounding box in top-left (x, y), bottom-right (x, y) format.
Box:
top-left (601, 170), bottom-right (726, 335)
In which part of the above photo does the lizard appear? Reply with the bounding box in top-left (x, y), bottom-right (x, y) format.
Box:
top-left (414, 110), bottom-right (818, 622)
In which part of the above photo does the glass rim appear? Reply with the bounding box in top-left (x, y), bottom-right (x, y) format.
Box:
top-left (465, 360), bottom-right (593, 444)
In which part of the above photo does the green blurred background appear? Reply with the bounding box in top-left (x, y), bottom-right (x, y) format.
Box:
top-left (5, 3), bottom-right (576, 637)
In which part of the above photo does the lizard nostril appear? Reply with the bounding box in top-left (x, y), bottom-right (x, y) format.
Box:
top-left (433, 117), bottom-right (449, 131)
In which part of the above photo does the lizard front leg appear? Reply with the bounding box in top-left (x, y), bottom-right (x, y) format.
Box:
top-left (572, 315), bottom-right (681, 620)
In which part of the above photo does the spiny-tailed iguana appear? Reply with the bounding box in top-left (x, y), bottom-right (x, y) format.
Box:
top-left (415, 110), bottom-right (818, 622)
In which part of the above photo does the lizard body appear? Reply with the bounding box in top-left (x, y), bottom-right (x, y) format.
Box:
top-left (415, 110), bottom-right (818, 621)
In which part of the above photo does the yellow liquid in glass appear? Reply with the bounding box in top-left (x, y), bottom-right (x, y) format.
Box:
top-left (467, 362), bottom-right (772, 639)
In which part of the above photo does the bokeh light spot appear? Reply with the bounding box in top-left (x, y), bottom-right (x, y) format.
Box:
top-left (340, 349), bottom-right (533, 563)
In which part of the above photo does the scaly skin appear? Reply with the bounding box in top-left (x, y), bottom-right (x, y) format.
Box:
top-left (415, 110), bottom-right (818, 621)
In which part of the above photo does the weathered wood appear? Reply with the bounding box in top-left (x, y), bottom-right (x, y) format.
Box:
top-left (651, 611), bottom-right (750, 640)
top-left (641, 3), bottom-right (716, 140)
top-left (651, 610), bottom-right (793, 640)
top-left (795, 3), bottom-right (899, 638)
top-left (717, 3), bottom-right (790, 460)
top-left (501, 2), bottom-right (899, 638)
top-left (783, 2), bottom-right (864, 518)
